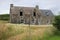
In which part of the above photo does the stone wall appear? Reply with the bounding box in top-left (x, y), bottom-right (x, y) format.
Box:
top-left (10, 4), bottom-right (53, 25)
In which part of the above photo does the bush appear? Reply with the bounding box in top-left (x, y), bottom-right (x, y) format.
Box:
top-left (0, 14), bottom-right (9, 21)
top-left (53, 15), bottom-right (60, 31)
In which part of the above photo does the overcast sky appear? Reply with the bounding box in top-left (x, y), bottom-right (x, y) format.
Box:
top-left (0, 0), bottom-right (60, 15)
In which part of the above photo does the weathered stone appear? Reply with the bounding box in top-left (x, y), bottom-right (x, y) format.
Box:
top-left (10, 4), bottom-right (54, 25)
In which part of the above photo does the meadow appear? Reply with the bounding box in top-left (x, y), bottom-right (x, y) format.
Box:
top-left (0, 14), bottom-right (60, 40)
top-left (0, 20), bottom-right (53, 40)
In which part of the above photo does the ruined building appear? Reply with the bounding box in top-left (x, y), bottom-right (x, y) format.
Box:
top-left (10, 4), bottom-right (54, 25)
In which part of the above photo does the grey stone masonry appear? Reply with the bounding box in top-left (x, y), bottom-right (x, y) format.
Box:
top-left (10, 4), bottom-right (54, 25)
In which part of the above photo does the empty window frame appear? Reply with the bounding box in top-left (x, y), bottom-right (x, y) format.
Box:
top-left (20, 20), bottom-right (24, 23)
top-left (33, 12), bottom-right (36, 16)
top-left (20, 11), bottom-right (23, 16)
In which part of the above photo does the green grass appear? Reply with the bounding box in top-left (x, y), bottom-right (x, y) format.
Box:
top-left (40, 35), bottom-right (60, 40)
top-left (48, 36), bottom-right (60, 40)
top-left (43, 30), bottom-right (60, 40)
top-left (49, 31), bottom-right (60, 40)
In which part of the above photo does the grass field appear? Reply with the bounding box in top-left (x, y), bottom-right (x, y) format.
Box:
top-left (0, 14), bottom-right (60, 40)
top-left (0, 20), bottom-right (56, 40)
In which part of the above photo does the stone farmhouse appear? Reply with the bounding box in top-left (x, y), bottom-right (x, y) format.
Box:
top-left (10, 4), bottom-right (54, 25)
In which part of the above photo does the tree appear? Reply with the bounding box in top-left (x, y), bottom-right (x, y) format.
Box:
top-left (53, 15), bottom-right (60, 31)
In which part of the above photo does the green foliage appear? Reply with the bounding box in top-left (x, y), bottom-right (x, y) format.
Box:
top-left (54, 30), bottom-right (60, 36)
top-left (53, 15), bottom-right (60, 31)
top-left (0, 14), bottom-right (9, 21)
top-left (41, 30), bottom-right (60, 40)
top-left (48, 36), bottom-right (60, 40)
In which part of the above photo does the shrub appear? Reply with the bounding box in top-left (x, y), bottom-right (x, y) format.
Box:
top-left (0, 14), bottom-right (9, 21)
top-left (53, 15), bottom-right (60, 31)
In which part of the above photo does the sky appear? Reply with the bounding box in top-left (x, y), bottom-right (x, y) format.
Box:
top-left (0, 0), bottom-right (60, 15)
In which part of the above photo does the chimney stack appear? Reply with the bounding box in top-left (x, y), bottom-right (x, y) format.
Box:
top-left (35, 5), bottom-right (39, 9)
top-left (10, 4), bottom-right (13, 7)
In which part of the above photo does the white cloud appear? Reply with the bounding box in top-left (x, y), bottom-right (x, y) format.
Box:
top-left (0, 0), bottom-right (60, 15)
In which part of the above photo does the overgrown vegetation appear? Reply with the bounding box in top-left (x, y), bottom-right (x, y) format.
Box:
top-left (53, 15), bottom-right (60, 31)
top-left (0, 14), bottom-right (60, 40)
top-left (0, 14), bottom-right (9, 21)
top-left (0, 24), bottom-right (24, 40)
top-left (0, 20), bottom-right (54, 40)
top-left (49, 15), bottom-right (60, 40)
